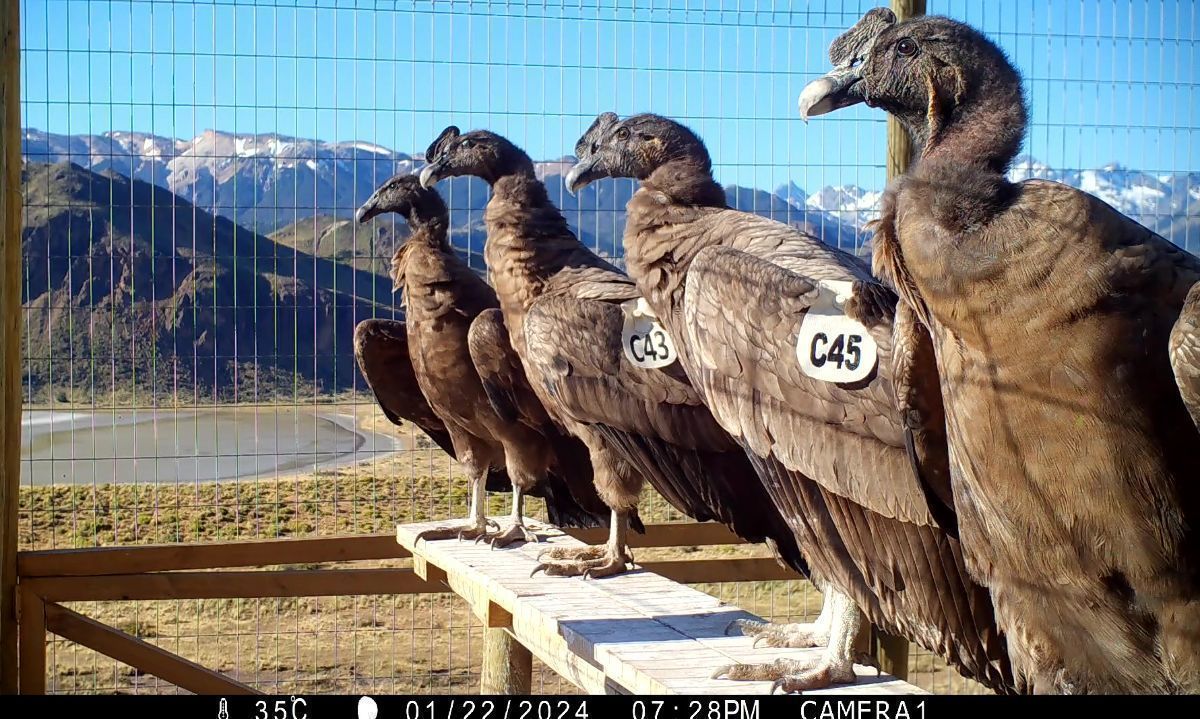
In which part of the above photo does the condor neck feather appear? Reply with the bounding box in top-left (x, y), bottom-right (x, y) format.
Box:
top-left (491, 169), bottom-right (551, 209)
top-left (912, 72), bottom-right (1026, 178)
top-left (623, 158), bottom-right (727, 300)
top-left (875, 71), bottom-right (1027, 329)
top-left (643, 158), bottom-right (726, 208)
top-left (483, 168), bottom-right (597, 334)
top-left (405, 216), bottom-right (450, 249)
top-left (390, 217), bottom-right (451, 296)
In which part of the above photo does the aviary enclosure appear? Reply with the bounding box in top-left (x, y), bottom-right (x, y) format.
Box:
top-left (2, 0), bottom-right (1197, 697)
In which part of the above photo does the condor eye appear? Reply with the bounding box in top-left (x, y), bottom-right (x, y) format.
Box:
top-left (615, 127), bottom-right (631, 141)
top-left (896, 38), bottom-right (918, 57)
top-left (460, 139), bottom-right (474, 149)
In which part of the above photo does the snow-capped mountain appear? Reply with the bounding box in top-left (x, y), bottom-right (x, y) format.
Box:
top-left (23, 128), bottom-right (418, 233)
top-left (1009, 155), bottom-right (1199, 233)
top-left (21, 128), bottom-right (1199, 253)
top-left (796, 184), bottom-right (885, 230)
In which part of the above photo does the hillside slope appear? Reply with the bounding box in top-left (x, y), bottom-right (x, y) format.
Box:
top-left (21, 161), bottom-right (398, 402)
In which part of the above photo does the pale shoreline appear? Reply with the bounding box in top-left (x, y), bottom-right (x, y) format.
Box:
top-left (19, 404), bottom-right (405, 486)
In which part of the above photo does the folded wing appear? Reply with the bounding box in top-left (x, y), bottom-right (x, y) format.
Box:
top-left (682, 244), bottom-right (1016, 693)
top-left (523, 290), bottom-right (809, 575)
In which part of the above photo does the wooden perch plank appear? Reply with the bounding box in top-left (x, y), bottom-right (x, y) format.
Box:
top-left (24, 568), bottom-right (444, 602)
top-left (44, 603), bottom-right (258, 695)
top-left (18, 533), bottom-right (407, 578)
top-left (396, 518), bottom-right (928, 696)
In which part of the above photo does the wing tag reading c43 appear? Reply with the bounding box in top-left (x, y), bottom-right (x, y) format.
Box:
top-left (620, 298), bottom-right (678, 370)
top-left (795, 279), bottom-right (879, 384)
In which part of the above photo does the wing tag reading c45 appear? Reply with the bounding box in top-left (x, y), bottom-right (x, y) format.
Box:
top-left (796, 280), bottom-right (879, 383)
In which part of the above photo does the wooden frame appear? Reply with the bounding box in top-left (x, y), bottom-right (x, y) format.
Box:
top-left (22, 568), bottom-right (443, 603)
top-left (1, 0), bottom-right (22, 696)
top-left (44, 604), bottom-right (259, 695)
top-left (17, 532), bottom-right (410, 578)
top-left (13, 522), bottom-right (801, 694)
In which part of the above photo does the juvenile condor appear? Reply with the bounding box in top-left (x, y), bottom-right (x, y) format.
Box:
top-left (353, 318), bottom-right (506, 492)
top-left (352, 174), bottom-right (610, 542)
top-left (565, 112), bottom-right (1019, 694)
top-left (800, 7), bottom-right (1200, 693)
top-left (417, 126), bottom-right (808, 582)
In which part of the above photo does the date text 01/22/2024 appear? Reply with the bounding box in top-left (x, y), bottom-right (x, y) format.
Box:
top-left (384, 698), bottom-right (928, 719)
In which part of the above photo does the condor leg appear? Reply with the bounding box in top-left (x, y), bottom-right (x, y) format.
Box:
top-left (415, 465), bottom-right (499, 542)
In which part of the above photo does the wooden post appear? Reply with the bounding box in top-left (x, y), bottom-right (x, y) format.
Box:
top-left (480, 603), bottom-right (530, 694)
top-left (0, 0), bottom-right (22, 696)
top-left (481, 629), bottom-right (531, 694)
top-left (16, 588), bottom-right (43, 695)
top-left (886, 0), bottom-right (927, 183)
top-left (871, 0), bottom-right (926, 683)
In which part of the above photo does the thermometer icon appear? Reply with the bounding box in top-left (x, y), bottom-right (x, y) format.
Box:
top-left (217, 698), bottom-right (230, 719)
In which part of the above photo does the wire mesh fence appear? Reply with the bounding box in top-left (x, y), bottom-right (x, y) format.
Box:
top-left (16, 0), bottom-right (1198, 696)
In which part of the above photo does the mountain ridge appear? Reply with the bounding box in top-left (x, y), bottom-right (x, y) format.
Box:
top-left (20, 160), bottom-right (397, 402)
top-left (23, 127), bottom-right (1198, 254)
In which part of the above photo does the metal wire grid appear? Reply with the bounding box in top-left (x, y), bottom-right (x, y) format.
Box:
top-left (16, 0), bottom-right (1197, 696)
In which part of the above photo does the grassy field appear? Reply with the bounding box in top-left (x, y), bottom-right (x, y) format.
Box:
top-left (19, 402), bottom-right (989, 695)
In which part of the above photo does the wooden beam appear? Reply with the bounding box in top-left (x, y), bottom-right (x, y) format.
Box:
top-left (18, 533), bottom-right (409, 578)
top-left (0, 0), bottom-right (21, 695)
top-left (17, 588), bottom-right (44, 695)
top-left (640, 557), bottom-right (797, 584)
top-left (563, 522), bottom-right (746, 548)
top-left (23, 568), bottom-right (446, 602)
top-left (886, 0), bottom-right (927, 182)
top-left (43, 603), bottom-right (259, 696)
top-left (411, 554), bottom-right (447, 585)
top-left (17, 525), bottom-right (748, 580)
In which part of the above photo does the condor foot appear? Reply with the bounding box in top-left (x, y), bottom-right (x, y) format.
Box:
top-left (481, 521), bottom-right (542, 549)
top-left (415, 518), bottom-right (501, 543)
top-left (723, 619), bottom-right (829, 649)
top-left (712, 653), bottom-right (879, 694)
top-left (530, 545), bottom-right (634, 579)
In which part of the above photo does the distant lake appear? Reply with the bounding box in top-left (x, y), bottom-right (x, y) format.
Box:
top-left (20, 406), bottom-right (402, 486)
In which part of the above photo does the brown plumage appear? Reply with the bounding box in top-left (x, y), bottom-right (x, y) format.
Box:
top-left (566, 112), bottom-right (1020, 694)
top-left (353, 317), bottom-right (462, 462)
top-left (801, 8), bottom-right (1200, 693)
top-left (418, 126), bottom-right (808, 581)
top-left (1171, 282), bottom-right (1200, 431)
top-left (351, 174), bottom-right (609, 542)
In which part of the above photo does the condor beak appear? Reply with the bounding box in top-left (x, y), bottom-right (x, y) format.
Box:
top-left (418, 160), bottom-right (445, 189)
top-left (798, 66), bottom-right (866, 121)
top-left (564, 155), bottom-right (600, 196)
top-left (355, 196), bottom-right (381, 224)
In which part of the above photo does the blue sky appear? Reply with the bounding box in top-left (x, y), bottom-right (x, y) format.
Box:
top-left (20, 0), bottom-right (1200, 192)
